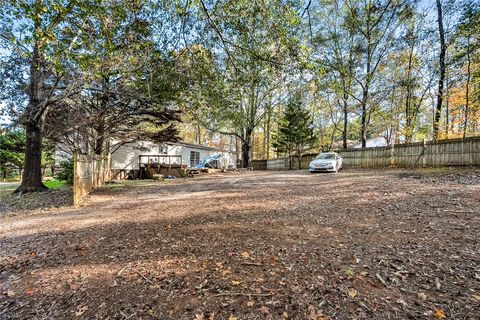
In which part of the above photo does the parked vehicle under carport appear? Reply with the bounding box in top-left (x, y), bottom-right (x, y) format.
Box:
top-left (309, 152), bottom-right (343, 173)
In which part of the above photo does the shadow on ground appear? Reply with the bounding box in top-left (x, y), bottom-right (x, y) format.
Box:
top-left (1, 169), bottom-right (479, 319)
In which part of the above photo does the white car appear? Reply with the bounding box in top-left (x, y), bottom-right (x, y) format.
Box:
top-left (309, 152), bottom-right (343, 173)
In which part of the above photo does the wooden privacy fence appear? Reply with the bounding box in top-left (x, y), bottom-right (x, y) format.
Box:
top-left (251, 158), bottom-right (292, 170)
top-left (251, 160), bottom-right (267, 170)
top-left (250, 158), bottom-right (293, 170)
top-left (338, 136), bottom-right (480, 168)
top-left (251, 136), bottom-right (480, 170)
top-left (268, 158), bottom-right (291, 170)
top-left (73, 152), bottom-right (111, 207)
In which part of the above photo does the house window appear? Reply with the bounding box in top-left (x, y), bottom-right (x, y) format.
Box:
top-left (190, 151), bottom-right (200, 166)
top-left (160, 145), bottom-right (168, 154)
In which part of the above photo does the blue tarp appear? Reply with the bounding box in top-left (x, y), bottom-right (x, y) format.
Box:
top-left (194, 153), bottom-right (224, 169)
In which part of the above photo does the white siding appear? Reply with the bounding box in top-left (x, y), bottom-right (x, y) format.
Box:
top-left (111, 141), bottom-right (237, 170)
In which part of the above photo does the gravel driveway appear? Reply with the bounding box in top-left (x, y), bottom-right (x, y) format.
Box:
top-left (1, 169), bottom-right (479, 319)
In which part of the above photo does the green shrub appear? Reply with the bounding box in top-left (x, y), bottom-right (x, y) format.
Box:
top-left (56, 160), bottom-right (74, 185)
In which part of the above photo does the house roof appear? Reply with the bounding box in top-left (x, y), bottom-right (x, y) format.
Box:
top-left (168, 141), bottom-right (237, 153)
top-left (353, 137), bottom-right (388, 148)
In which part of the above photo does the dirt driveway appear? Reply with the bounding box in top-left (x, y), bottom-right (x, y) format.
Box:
top-left (1, 169), bottom-right (479, 319)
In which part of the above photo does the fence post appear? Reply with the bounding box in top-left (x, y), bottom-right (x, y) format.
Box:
top-left (390, 144), bottom-right (395, 167)
top-left (470, 138), bottom-right (474, 165)
top-left (422, 139), bottom-right (427, 167)
top-left (73, 151), bottom-right (78, 207)
top-left (108, 153), bottom-right (112, 180)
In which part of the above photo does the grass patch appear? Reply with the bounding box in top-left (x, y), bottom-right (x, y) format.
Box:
top-left (0, 183), bottom-right (19, 196)
top-left (44, 179), bottom-right (67, 189)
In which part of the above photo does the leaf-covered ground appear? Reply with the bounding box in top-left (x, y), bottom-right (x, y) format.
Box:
top-left (1, 169), bottom-right (479, 319)
top-left (0, 180), bottom-right (72, 214)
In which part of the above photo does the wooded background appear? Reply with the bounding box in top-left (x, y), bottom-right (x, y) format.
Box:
top-left (0, 0), bottom-right (479, 190)
top-left (252, 136), bottom-right (480, 170)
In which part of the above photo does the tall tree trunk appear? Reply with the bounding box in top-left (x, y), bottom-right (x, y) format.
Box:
top-left (195, 124), bottom-right (201, 145)
top-left (433, 0), bottom-right (446, 141)
top-left (265, 106), bottom-right (271, 159)
top-left (405, 38), bottom-right (414, 143)
top-left (241, 140), bottom-right (250, 168)
top-left (463, 36), bottom-right (471, 139)
top-left (360, 87), bottom-right (368, 148)
top-left (16, 36), bottom-right (47, 193)
top-left (359, 9), bottom-right (373, 149)
top-left (342, 90), bottom-right (348, 149)
top-left (262, 118), bottom-right (267, 159)
top-left (251, 131), bottom-right (255, 161)
top-left (445, 67), bottom-right (450, 138)
top-left (17, 121), bottom-right (47, 193)
top-left (288, 146), bottom-right (293, 170)
top-left (297, 146), bottom-right (302, 170)
top-left (235, 135), bottom-right (240, 166)
top-left (241, 128), bottom-right (253, 168)
top-left (342, 49), bottom-right (354, 150)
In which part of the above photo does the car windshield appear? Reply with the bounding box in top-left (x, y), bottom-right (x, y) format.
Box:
top-left (316, 153), bottom-right (335, 160)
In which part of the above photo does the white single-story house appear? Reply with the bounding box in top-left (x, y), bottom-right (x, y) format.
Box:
top-left (111, 141), bottom-right (237, 170)
top-left (56, 140), bottom-right (237, 179)
top-left (353, 137), bottom-right (388, 148)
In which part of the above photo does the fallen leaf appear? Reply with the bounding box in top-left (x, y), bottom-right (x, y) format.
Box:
top-left (75, 306), bottom-right (88, 317)
top-left (258, 306), bottom-right (270, 314)
top-left (241, 251), bottom-right (250, 258)
top-left (471, 294), bottom-right (480, 302)
top-left (209, 311), bottom-right (215, 320)
top-left (306, 305), bottom-right (328, 320)
top-left (396, 299), bottom-right (408, 307)
top-left (4, 290), bottom-right (15, 298)
top-left (228, 315), bottom-right (237, 320)
top-left (417, 292), bottom-right (427, 300)
top-left (347, 288), bottom-right (357, 298)
top-left (433, 308), bottom-right (446, 319)
top-left (231, 280), bottom-right (241, 285)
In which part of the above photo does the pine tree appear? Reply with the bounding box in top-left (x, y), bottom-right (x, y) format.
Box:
top-left (273, 97), bottom-right (315, 169)
top-left (0, 130), bottom-right (25, 180)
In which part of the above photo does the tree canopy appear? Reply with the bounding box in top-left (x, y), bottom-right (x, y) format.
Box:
top-left (0, 0), bottom-right (479, 187)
